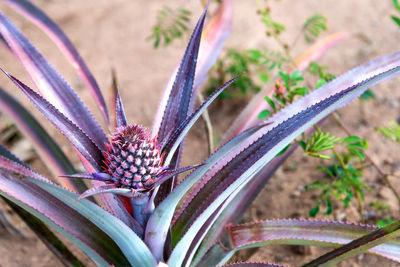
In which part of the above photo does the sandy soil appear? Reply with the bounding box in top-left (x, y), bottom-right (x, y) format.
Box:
top-left (0, 0), bottom-right (399, 266)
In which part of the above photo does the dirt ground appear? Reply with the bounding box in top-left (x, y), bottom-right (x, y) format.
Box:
top-left (0, 0), bottom-right (399, 266)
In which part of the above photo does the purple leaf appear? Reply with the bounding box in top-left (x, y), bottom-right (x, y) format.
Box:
top-left (0, 144), bottom-right (26, 167)
top-left (77, 184), bottom-right (133, 200)
top-left (61, 172), bottom-right (112, 182)
top-left (145, 122), bottom-right (269, 261)
top-left (109, 69), bottom-right (127, 128)
top-left (153, 7), bottom-right (208, 203)
top-left (153, 164), bottom-right (203, 188)
top-left (302, 221), bottom-right (400, 266)
top-left (45, 172), bottom-right (144, 238)
top-left (155, 8), bottom-right (207, 143)
top-left (0, 160), bottom-right (153, 264)
top-left (67, 154), bottom-right (138, 229)
top-left (226, 219), bottom-right (400, 265)
top-left (0, 11), bottom-right (107, 151)
top-left (162, 76), bottom-right (239, 163)
top-left (0, 87), bottom-right (87, 192)
top-left (3, 0), bottom-right (110, 126)
top-left (0, 153), bottom-right (50, 183)
top-left (2, 71), bottom-right (104, 171)
top-left (192, 122), bottom-right (323, 265)
top-left (223, 32), bottom-right (350, 142)
top-left (192, 144), bottom-right (298, 266)
top-left (29, 176), bottom-right (152, 264)
top-left (3, 198), bottom-right (84, 266)
top-left (0, 171), bottom-right (129, 266)
top-left (115, 91), bottom-right (127, 128)
top-left (153, 1), bottom-right (233, 136)
top-left (169, 52), bottom-right (400, 266)
top-left (90, 178), bottom-right (140, 234)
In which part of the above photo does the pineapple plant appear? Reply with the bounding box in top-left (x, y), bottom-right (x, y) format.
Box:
top-left (0, 0), bottom-right (399, 266)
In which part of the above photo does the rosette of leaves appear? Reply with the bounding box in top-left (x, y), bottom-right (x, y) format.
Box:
top-left (0, 0), bottom-right (400, 266)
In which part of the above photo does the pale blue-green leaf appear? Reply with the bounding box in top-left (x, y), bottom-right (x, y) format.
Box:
top-left (0, 171), bottom-right (126, 266)
top-left (225, 219), bottom-right (400, 263)
top-left (172, 52), bottom-right (400, 242)
top-left (303, 221), bottom-right (400, 266)
top-left (145, 123), bottom-right (268, 261)
top-left (168, 56), bottom-right (400, 266)
top-left (191, 145), bottom-right (298, 266)
top-left (30, 178), bottom-right (157, 266)
top-left (0, 87), bottom-right (86, 193)
top-left (0, 192), bottom-right (110, 266)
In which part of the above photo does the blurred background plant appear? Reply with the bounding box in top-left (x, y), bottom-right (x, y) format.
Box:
top-left (147, 6), bottom-right (192, 48)
top-left (391, 0), bottom-right (400, 27)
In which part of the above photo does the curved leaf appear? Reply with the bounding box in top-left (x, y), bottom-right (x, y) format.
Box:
top-left (0, 172), bottom-right (127, 266)
top-left (302, 221), bottom-right (400, 266)
top-left (223, 32), bottom-right (350, 142)
top-left (0, 87), bottom-right (86, 192)
top-left (162, 76), bottom-right (238, 164)
top-left (230, 220), bottom-right (400, 262)
top-left (169, 52), bottom-right (400, 266)
top-left (192, 122), bottom-right (323, 265)
top-left (191, 144), bottom-right (298, 266)
top-left (77, 184), bottom-right (131, 200)
top-left (3, 0), bottom-right (110, 125)
top-left (3, 198), bottom-right (85, 267)
top-left (155, 7), bottom-right (207, 143)
top-left (0, 146), bottom-right (84, 266)
top-left (153, 7), bottom-right (208, 205)
top-left (145, 123), bottom-right (268, 261)
top-left (0, 164), bottom-right (156, 266)
top-left (152, 0), bottom-right (233, 137)
top-left (31, 178), bottom-right (156, 267)
top-left (2, 71), bottom-right (104, 171)
top-left (0, 11), bottom-right (107, 151)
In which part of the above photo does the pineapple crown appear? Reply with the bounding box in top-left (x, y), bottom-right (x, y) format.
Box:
top-left (103, 125), bottom-right (164, 190)
top-left (63, 119), bottom-right (203, 200)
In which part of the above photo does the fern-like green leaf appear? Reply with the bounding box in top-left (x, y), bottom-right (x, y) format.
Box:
top-left (303, 14), bottom-right (328, 42)
top-left (376, 121), bottom-right (400, 142)
top-left (302, 131), bottom-right (341, 159)
top-left (147, 6), bottom-right (191, 48)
